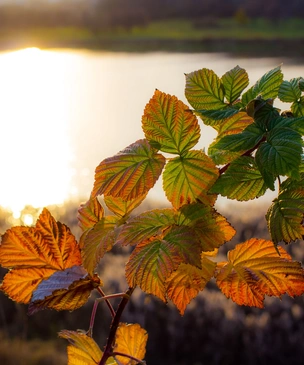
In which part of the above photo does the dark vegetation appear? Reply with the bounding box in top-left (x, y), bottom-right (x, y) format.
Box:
top-left (0, 0), bottom-right (304, 55)
top-left (0, 201), bottom-right (303, 365)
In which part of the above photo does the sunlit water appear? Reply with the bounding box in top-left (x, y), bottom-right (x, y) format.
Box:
top-left (0, 48), bottom-right (303, 218)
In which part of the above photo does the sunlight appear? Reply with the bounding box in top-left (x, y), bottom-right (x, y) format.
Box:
top-left (0, 47), bottom-right (74, 216)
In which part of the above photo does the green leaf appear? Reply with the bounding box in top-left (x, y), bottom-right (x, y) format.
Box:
top-left (142, 90), bottom-right (200, 155)
top-left (163, 150), bottom-right (218, 209)
top-left (210, 156), bottom-right (268, 201)
top-left (291, 96), bottom-right (304, 117)
top-left (92, 139), bottom-right (166, 201)
top-left (196, 107), bottom-right (239, 124)
top-left (241, 66), bottom-right (283, 105)
top-left (221, 65), bottom-right (249, 103)
top-left (178, 203), bottom-right (236, 251)
top-left (81, 216), bottom-right (119, 275)
top-left (250, 100), bottom-right (280, 131)
top-left (185, 68), bottom-right (226, 110)
top-left (126, 226), bottom-right (202, 301)
top-left (266, 176), bottom-right (304, 244)
top-left (209, 123), bottom-right (265, 153)
top-left (278, 78), bottom-right (302, 102)
top-left (255, 127), bottom-right (303, 179)
top-left (104, 194), bottom-right (147, 218)
top-left (116, 208), bottom-right (176, 246)
top-left (299, 79), bottom-right (304, 91)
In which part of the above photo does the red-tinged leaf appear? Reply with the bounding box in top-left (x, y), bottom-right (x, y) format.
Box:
top-left (142, 89), bottom-right (200, 154)
top-left (0, 208), bottom-right (81, 270)
top-left (116, 208), bottom-right (176, 246)
top-left (1, 267), bottom-right (55, 304)
top-left (59, 330), bottom-right (103, 365)
top-left (216, 238), bottom-right (304, 308)
top-left (104, 194), bottom-right (147, 218)
top-left (81, 216), bottom-right (119, 275)
top-left (92, 139), bottom-right (166, 201)
top-left (78, 197), bottom-right (104, 232)
top-left (166, 255), bottom-right (216, 315)
top-left (126, 225), bottom-right (202, 301)
top-left (114, 323), bottom-right (148, 365)
top-left (178, 203), bottom-right (235, 251)
top-left (185, 68), bottom-right (226, 110)
top-left (163, 150), bottom-right (219, 209)
top-left (29, 266), bottom-right (101, 314)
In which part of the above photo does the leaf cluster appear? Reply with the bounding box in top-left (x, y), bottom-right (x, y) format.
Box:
top-left (1, 64), bottom-right (304, 364)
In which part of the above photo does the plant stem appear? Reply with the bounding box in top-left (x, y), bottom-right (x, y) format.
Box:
top-left (98, 287), bottom-right (134, 365)
top-left (219, 136), bottom-right (266, 175)
top-left (112, 351), bottom-right (146, 364)
top-left (97, 287), bottom-right (115, 318)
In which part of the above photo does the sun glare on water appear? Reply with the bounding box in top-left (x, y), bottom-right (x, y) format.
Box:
top-left (0, 47), bottom-right (74, 219)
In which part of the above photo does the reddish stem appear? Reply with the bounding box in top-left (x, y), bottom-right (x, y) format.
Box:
top-left (98, 287), bottom-right (134, 365)
top-left (112, 351), bottom-right (146, 364)
top-left (97, 287), bottom-right (115, 318)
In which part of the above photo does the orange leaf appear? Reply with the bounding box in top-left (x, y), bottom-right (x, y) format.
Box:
top-left (166, 255), bottom-right (216, 315)
top-left (92, 139), bottom-right (165, 201)
top-left (1, 267), bottom-right (55, 304)
top-left (114, 323), bottom-right (148, 365)
top-left (216, 238), bottom-right (304, 308)
top-left (59, 330), bottom-right (103, 365)
top-left (78, 197), bottom-right (104, 232)
top-left (0, 208), bottom-right (81, 303)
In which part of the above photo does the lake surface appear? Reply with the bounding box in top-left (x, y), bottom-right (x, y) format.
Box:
top-left (0, 48), bottom-right (303, 215)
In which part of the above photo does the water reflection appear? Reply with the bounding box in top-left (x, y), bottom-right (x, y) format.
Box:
top-left (0, 48), bottom-right (303, 214)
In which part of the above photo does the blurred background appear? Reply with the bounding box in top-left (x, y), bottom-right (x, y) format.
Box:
top-left (0, 0), bottom-right (304, 364)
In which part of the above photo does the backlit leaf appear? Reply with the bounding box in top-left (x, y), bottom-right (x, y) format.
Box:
top-left (185, 68), bottom-right (226, 110)
top-left (214, 111), bottom-right (253, 135)
top-left (114, 323), bottom-right (148, 365)
top-left (59, 330), bottom-right (102, 365)
top-left (278, 78), bottom-right (302, 102)
top-left (216, 238), bottom-right (304, 308)
top-left (210, 123), bottom-right (264, 153)
top-left (81, 215), bottom-right (119, 275)
top-left (104, 194), bottom-right (147, 218)
top-left (163, 150), bottom-right (218, 209)
top-left (255, 127), bottom-right (302, 179)
top-left (1, 267), bottom-right (55, 304)
top-left (196, 107), bottom-right (239, 125)
top-left (221, 65), bottom-right (249, 103)
top-left (166, 255), bottom-right (216, 315)
top-left (142, 90), bottom-right (200, 154)
top-left (0, 209), bottom-right (81, 304)
top-left (210, 156), bottom-right (268, 201)
top-left (266, 176), bottom-right (304, 244)
top-left (78, 198), bottom-right (104, 232)
top-left (178, 203), bottom-right (235, 251)
top-left (92, 139), bottom-right (166, 201)
top-left (291, 97), bottom-right (304, 117)
top-left (126, 225), bottom-right (202, 301)
top-left (241, 66), bottom-right (283, 105)
top-left (116, 209), bottom-right (176, 246)
top-left (29, 266), bottom-right (101, 314)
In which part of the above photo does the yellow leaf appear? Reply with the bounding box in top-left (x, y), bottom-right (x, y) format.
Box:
top-left (104, 194), bottom-right (147, 218)
top-left (216, 238), bottom-right (304, 308)
top-left (166, 256), bottom-right (216, 315)
top-left (114, 323), bottom-right (148, 365)
top-left (0, 208), bottom-right (82, 304)
top-left (59, 330), bottom-right (102, 365)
